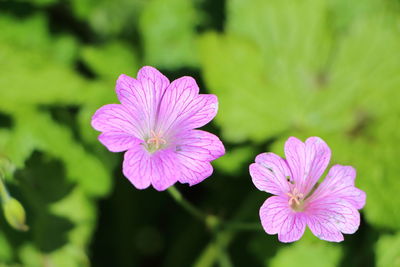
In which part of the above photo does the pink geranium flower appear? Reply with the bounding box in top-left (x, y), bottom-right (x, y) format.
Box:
top-left (249, 137), bottom-right (366, 242)
top-left (91, 66), bottom-right (225, 191)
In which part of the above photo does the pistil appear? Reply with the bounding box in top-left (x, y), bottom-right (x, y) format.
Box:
top-left (146, 130), bottom-right (167, 152)
top-left (286, 188), bottom-right (304, 212)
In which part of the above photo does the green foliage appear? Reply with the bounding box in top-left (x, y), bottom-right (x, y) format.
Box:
top-left (0, 12), bottom-right (114, 265)
top-left (199, 0), bottom-right (400, 233)
top-left (81, 42), bottom-right (139, 81)
top-left (139, 0), bottom-right (200, 68)
top-left (269, 238), bottom-right (342, 267)
top-left (2, 198), bottom-right (28, 232)
top-left (69, 0), bottom-right (145, 37)
top-left (376, 232), bottom-right (400, 267)
top-left (213, 146), bottom-right (254, 175)
top-left (1, 0), bottom-right (400, 265)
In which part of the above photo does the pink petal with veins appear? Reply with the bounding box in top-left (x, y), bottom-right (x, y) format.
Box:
top-left (91, 104), bottom-right (143, 151)
top-left (284, 136), bottom-right (331, 195)
top-left (123, 146), bottom-right (179, 191)
top-left (260, 196), bottom-right (306, 243)
top-left (309, 165), bottom-right (366, 210)
top-left (249, 153), bottom-right (291, 195)
top-left (157, 76), bottom-right (218, 135)
top-left (116, 67), bottom-right (170, 133)
top-left (176, 130), bottom-right (224, 185)
top-left (250, 136), bottom-right (366, 243)
top-left (305, 197), bottom-right (360, 242)
top-left (98, 132), bottom-right (141, 152)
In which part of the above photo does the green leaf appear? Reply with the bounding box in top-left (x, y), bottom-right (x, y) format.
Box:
top-left (19, 242), bottom-right (90, 267)
top-left (268, 238), bottom-right (342, 267)
top-left (70, 0), bottom-right (144, 36)
top-left (199, 0), bottom-right (400, 144)
top-left (199, 33), bottom-right (287, 143)
top-left (140, 0), bottom-right (200, 68)
top-left (0, 43), bottom-right (89, 108)
top-left (18, 111), bottom-right (111, 197)
top-left (0, 231), bottom-right (13, 262)
top-left (213, 146), bottom-right (254, 175)
top-left (376, 232), bottom-right (400, 267)
top-left (81, 42), bottom-right (139, 80)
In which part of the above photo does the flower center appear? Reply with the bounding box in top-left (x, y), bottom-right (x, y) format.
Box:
top-left (146, 130), bottom-right (167, 153)
top-left (286, 187), bottom-right (304, 212)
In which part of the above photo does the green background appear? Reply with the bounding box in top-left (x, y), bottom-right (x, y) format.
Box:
top-left (0, 0), bottom-right (399, 266)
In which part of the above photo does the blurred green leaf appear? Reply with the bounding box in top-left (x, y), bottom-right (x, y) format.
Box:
top-left (199, 33), bottom-right (278, 142)
top-left (199, 0), bottom-right (400, 144)
top-left (19, 242), bottom-right (89, 267)
top-left (70, 0), bottom-right (144, 36)
top-left (81, 42), bottom-right (139, 80)
top-left (0, 231), bottom-right (13, 262)
top-left (213, 146), bottom-right (254, 175)
top-left (200, 0), bottom-right (400, 232)
top-left (10, 111), bottom-right (111, 196)
top-left (0, 11), bottom-right (114, 265)
top-left (268, 238), bottom-right (342, 267)
top-left (140, 0), bottom-right (200, 68)
top-left (376, 232), bottom-right (400, 267)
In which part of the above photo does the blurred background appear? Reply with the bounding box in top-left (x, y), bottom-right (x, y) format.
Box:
top-left (0, 0), bottom-right (400, 266)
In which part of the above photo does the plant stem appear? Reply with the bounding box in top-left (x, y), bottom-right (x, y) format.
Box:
top-left (0, 175), bottom-right (10, 203)
top-left (167, 186), bottom-right (207, 222)
top-left (225, 222), bottom-right (263, 231)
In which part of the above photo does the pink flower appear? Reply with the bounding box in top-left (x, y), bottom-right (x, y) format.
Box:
top-left (249, 137), bottom-right (366, 242)
top-left (91, 66), bottom-right (225, 191)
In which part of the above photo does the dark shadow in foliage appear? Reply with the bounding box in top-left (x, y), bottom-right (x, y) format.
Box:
top-left (90, 164), bottom-right (168, 267)
top-left (75, 59), bottom-right (98, 79)
top-left (40, 104), bottom-right (82, 143)
top-left (14, 151), bottom-right (75, 253)
top-left (0, 112), bottom-right (13, 128)
top-left (33, 213), bottom-right (75, 253)
top-left (0, 0), bottom-right (37, 18)
top-left (46, 2), bottom-right (95, 43)
top-left (339, 214), bottom-right (380, 267)
top-left (197, 0), bottom-right (226, 32)
top-left (0, 204), bottom-right (27, 261)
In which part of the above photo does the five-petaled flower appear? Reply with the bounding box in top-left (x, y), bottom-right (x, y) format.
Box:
top-left (249, 137), bottom-right (366, 242)
top-left (91, 66), bottom-right (225, 191)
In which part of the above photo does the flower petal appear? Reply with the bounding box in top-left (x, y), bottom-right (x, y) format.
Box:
top-left (156, 76), bottom-right (218, 134)
top-left (91, 104), bottom-right (143, 151)
top-left (91, 104), bottom-right (137, 134)
top-left (284, 136), bottom-right (331, 195)
top-left (98, 132), bottom-right (141, 152)
top-left (175, 130), bottom-right (224, 185)
top-left (310, 165), bottom-right (366, 210)
top-left (249, 153), bottom-right (291, 195)
top-left (260, 196), bottom-right (306, 243)
top-left (116, 66), bottom-right (170, 133)
top-left (177, 130), bottom-right (225, 161)
top-left (305, 197), bottom-right (360, 242)
top-left (123, 146), bottom-right (179, 191)
top-left (177, 159), bottom-right (213, 186)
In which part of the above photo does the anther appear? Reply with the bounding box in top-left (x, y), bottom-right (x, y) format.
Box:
top-left (286, 188), bottom-right (304, 209)
top-left (147, 130), bottom-right (167, 150)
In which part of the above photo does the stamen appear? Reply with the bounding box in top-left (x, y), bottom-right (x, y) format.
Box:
top-left (286, 188), bottom-right (304, 211)
top-left (146, 130), bottom-right (167, 150)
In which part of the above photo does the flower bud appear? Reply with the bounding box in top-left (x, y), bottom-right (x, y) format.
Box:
top-left (3, 198), bottom-right (28, 231)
